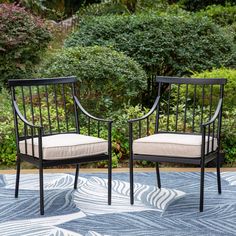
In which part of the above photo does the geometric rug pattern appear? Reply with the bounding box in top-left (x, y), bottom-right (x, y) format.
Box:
top-left (0, 172), bottom-right (235, 235)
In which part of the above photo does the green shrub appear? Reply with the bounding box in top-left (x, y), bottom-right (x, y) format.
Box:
top-left (65, 13), bottom-right (235, 79)
top-left (197, 5), bottom-right (236, 26)
top-left (221, 109), bottom-right (236, 165)
top-left (192, 68), bottom-right (236, 108)
top-left (0, 3), bottom-right (51, 85)
top-left (77, 1), bottom-right (129, 18)
top-left (0, 88), bottom-right (16, 165)
top-left (38, 46), bottom-right (147, 114)
top-left (168, 0), bottom-right (236, 12)
top-left (192, 68), bottom-right (236, 164)
top-left (76, 0), bottom-right (171, 16)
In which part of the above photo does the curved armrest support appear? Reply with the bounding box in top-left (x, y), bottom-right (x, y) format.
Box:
top-left (74, 96), bottom-right (113, 124)
top-left (201, 99), bottom-right (222, 127)
top-left (128, 96), bottom-right (160, 123)
top-left (13, 101), bottom-right (42, 129)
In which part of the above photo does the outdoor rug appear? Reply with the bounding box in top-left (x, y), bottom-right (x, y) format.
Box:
top-left (0, 171), bottom-right (236, 236)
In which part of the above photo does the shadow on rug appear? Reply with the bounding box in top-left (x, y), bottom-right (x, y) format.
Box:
top-left (0, 172), bottom-right (235, 236)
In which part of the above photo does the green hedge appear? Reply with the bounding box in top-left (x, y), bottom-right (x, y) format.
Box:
top-left (65, 13), bottom-right (235, 78)
top-left (38, 46), bottom-right (147, 114)
top-left (0, 4), bottom-right (51, 85)
top-left (197, 5), bottom-right (236, 26)
top-left (192, 68), bottom-right (236, 108)
top-left (192, 68), bottom-right (236, 164)
top-left (0, 88), bottom-right (16, 165)
top-left (167, 0), bottom-right (236, 11)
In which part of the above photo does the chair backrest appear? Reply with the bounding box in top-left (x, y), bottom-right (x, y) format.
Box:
top-left (9, 77), bottom-right (79, 140)
top-left (156, 76), bottom-right (227, 134)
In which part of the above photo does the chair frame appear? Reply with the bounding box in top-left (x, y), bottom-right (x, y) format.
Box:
top-left (129, 76), bottom-right (226, 212)
top-left (9, 77), bottom-right (113, 215)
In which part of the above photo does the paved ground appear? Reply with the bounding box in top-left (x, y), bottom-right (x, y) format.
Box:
top-left (0, 167), bottom-right (235, 174)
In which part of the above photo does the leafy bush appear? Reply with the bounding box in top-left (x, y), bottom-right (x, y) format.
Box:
top-left (192, 68), bottom-right (236, 108)
top-left (77, 1), bottom-right (129, 18)
top-left (168, 0), bottom-right (236, 11)
top-left (38, 46), bottom-right (147, 114)
top-left (197, 4), bottom-right (236, 26)
top-left (192, 68), bottom-right (236, 164)
top-left (0, 3), bottom-right (51, 85)
top-left (65, 13), bottom-right (235, 79)
top-left (0, 88), bottom-right (16, 165)
top-left (76, 0), bottom-right (178, 18)
top-left (221, 109), bottom-right (236, 165)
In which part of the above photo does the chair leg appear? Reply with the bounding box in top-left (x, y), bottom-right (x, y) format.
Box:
top-left (74, 164), bottom-right (80, 190)
top-left (108, 156), bottom-right (112, 205)
top-left (216, 151), bottom-right (222, 194)
top-left (130, 153), bottom-right (134, 205)
top-left (200, 161), bottom-right (205, 212)
top-left (156, 162), bottom-right (161, 189)
top-left (39, 165), bottom-right (44, 215)
top-left (15, 155), bottom-right (21, 198)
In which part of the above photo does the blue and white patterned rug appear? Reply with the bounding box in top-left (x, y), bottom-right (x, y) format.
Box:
top-left (0, 171), bottom-right (236, 236)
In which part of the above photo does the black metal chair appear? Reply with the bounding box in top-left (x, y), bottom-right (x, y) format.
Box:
top-left (9, 77), bottom-right (112, 215)
top-left (129, 76), bottom-right (226, 212)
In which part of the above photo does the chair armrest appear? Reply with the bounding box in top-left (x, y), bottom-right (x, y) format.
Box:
top-left (13, 101), bottom-right (42, 130)
top-left (128, 96), bottom-right (160, 123)
top-left (201, 99), bottom-right (222, 128)
top-left (74, 96), bottom-right (113, 124)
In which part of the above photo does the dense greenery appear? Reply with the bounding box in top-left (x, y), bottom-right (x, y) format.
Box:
top-left (65, 13), bottom-right (235, 78)
top-left (0, 4), bottom-right (51, 85)
top-left (192, 68), bottom-right (236, 108)
top-left (0, 0), bottom-right (101, 19)
top-left (197, 4), bottom-right (236, 26)
top-left (168, 0), bottom-right (236, 11)
top-left (192, 68), bottom-right (236, 164)
top-left (38, 46), bottom-right (147, 114)
top-left (0, 89), bottom-right (16, 165)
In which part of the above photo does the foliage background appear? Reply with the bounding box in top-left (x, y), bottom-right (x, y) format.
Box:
top-left (0, 4), bottom-right (51, 85)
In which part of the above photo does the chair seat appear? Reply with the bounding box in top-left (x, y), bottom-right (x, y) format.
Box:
top-left (133, 133), bottom-right (217, 158)
top-left (19, 133), bottom-right (108, 160)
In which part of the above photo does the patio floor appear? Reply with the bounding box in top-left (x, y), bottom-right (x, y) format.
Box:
top-left (0, 167), bottom-right (236, 174)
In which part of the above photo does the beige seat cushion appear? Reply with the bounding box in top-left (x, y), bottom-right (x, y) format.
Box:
top-left (133, 133), bottom-right (217, 158)
top-left (19, 133), bottom-right (108, 160)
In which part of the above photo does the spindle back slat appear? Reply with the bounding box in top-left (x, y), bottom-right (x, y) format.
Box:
top-left (183, 84), bottom-right (188, 132)
top-left (45, 85), bottom-right (52, 134)
top-left (37, 86), bottom-right (43, 127)
top-left (192, 85), bottom-right (197, 132)
top-left (175, 84), bottom-right (180, 132)
top-left (156, 77), bottom-right (226, 135)
top-left (166, 84), bottom-right (171, 131)
top-left (62, 84), bottom-right (69, 132)
top-left (29, 86), bottom-right (35, 125)
top-left (200, 85), bottom-right (205, 131)
top-left (53, 84), bottom-right (60, 133)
